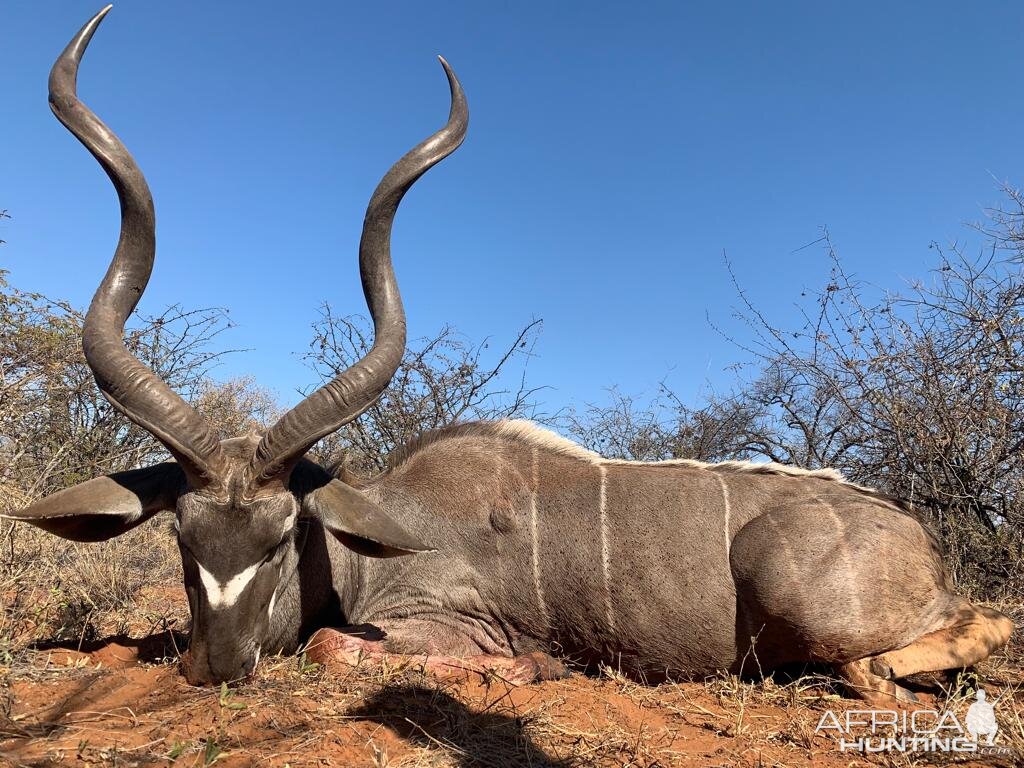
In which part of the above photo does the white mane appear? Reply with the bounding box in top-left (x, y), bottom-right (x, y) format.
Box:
top-left (492, 419), bottom-right (848, 482)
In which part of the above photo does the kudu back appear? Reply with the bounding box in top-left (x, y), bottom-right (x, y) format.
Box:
top-left (8, 7), bottom-right (1013, 702)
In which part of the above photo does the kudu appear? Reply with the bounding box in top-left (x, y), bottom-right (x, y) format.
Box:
top-left (8, 7), bottom-right (1014, 703)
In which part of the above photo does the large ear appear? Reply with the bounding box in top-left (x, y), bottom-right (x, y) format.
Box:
top-left (303, 478), bottom-right (431, 558)
top-left (2, 463), bottom-right (184, 542)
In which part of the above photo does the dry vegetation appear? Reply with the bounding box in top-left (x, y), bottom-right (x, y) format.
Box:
top-left (2, 187), bottom-right (1023, 765)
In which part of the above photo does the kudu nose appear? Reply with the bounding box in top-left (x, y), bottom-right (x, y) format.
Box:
top-left (181, 646), bottom-right (258, 686)
top-left (181, 649), bottom-right (214, 686)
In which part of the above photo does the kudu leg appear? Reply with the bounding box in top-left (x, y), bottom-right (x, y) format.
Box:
top-left (839, 601), bottom-right (1013, 705)
top-left (303, 623), bottom-right (569, 685)
top-left (868, 602), bottom-right (1014, 681)
top-left (838, 658), bottom-right (921, 706)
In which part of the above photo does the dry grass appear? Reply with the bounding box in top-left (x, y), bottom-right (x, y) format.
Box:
top-left (1, 518), bottom-right (182, 662)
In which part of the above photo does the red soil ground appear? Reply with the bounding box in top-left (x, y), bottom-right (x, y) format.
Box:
top-left (1, 588), bottom-right (1019, 767)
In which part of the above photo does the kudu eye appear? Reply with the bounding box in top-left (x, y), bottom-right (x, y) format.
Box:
top-left (262, 540), bottom-right (284, 564)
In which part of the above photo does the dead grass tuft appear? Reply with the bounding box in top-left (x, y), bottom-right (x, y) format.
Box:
top-left (1, 517), bottom-right (182, 664)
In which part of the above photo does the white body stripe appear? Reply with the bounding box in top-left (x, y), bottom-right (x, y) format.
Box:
top-left (529, 446), bottom-right (549, 627)
top-left (716, 474), bottom-right (732, 559)
top-left (828, 508), bottom-right (861, 618)
top-left (598, 464), bottom-right (616, 633)
top-left (197, 561), bottom-right (260, 610)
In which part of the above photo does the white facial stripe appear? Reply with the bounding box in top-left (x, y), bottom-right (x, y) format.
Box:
top-left (197, 561), bottom-right (260, 610)
top-left (267, 589), bottom-right (278, 621)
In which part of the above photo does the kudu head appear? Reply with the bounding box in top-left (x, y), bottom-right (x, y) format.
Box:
top-left (7, 6), bottom-right (468, 684)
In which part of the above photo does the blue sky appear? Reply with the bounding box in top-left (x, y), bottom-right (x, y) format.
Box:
top-left (3, 1), bottom-right (1022, 415)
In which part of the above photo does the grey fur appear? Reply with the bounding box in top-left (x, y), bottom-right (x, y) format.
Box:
top-left (256, 421), bottom-right (966, 681)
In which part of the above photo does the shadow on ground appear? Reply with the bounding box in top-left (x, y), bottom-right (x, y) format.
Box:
top-left (349, 684), bottom-right (573, 767)
top-left (30, 628), bottom-right (187, 663)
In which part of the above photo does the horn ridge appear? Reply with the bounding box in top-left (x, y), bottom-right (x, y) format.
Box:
top-left (50, 7), bottom-right (225, 488)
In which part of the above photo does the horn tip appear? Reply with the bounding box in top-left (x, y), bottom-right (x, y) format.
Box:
top-left (88, 5), bottom-right (115, 31)
top-left (52, 3), bottom-right (114, 82)
top-left (435, 55), bottom-right (465, 107)
top-left (436, 55), bottom-right (456, 81)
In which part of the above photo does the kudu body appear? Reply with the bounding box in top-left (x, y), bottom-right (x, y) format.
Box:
top-left (9, 8), bottom-right (1013, 704)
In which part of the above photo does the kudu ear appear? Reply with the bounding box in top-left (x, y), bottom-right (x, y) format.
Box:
top-left (303, 479), bottom-right (431, 558)
top-left (3, 463), bottom-right (184, 542)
